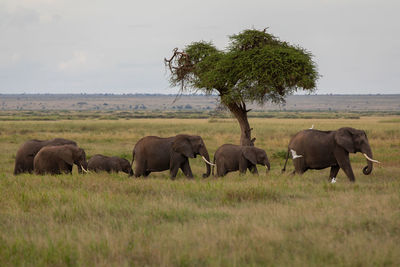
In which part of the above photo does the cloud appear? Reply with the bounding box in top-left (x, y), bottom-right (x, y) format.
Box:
top-left (0, 0), bottom-right (399, 94)
top-left (0, 6), bottom-right (40, 29)
top-left (58, 51), bottom-right (88, 72)
top-left (39, 13), bottom-right (61, 23)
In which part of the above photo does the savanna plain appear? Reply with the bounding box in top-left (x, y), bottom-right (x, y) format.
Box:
top-left (0, 113), bottom-right (400, 266)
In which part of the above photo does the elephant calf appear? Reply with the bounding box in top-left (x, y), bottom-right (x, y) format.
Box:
top-left (213, 144), bottom-right (270, 177)
top-left (88, 154), bottom-right (133, 175)
top-left (34, 144), bottom-right (88, 175)
top-left (282, 127), bottom-right (380, 182)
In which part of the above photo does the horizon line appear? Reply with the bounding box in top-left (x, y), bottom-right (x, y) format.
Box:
top-left (1, 93), bottom-right (399, 96)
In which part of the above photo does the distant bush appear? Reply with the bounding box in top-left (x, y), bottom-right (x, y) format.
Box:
top-left (272, 150), bottom-right (288, 159)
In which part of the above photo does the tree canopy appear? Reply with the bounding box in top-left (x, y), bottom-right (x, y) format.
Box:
top-left (165, 29), bottom-right (319, 145)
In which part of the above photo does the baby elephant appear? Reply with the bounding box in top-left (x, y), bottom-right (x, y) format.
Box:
top-left (88, 154), bottom-right (133, 175)
top-left (34, 144), bottom-right (88, 175)
top-left (213, 144), bottom-right (270, 177)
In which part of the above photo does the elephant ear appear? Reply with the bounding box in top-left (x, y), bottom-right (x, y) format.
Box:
top-left (243, 147), bottom-right (257, 165)
top-left (335, 128), bottom-right (355, 153)
top-left (58, 148), bottom-right (74, 166)
top-left (172, 137), bottom-right (194, 158)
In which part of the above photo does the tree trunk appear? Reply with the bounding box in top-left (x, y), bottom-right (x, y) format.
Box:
top-left (226, 102), bottom-right (255, 146)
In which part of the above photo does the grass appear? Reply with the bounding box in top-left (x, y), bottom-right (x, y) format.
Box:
top-left (0, 112), bottom-right (400, 266)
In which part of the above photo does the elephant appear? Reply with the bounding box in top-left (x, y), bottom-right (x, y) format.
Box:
top-left (88, 154), bottom-right (133, 175)
top-left (212, 144), bottom-right (271, 177)
top-left (132, 134), bottom-right (212, 179)
top-left (282, 127), bottom-right (380, 182)
top-left (14, 138), bottom-right (78, 175)
top-left (33, 144), bottom-right (88, 175)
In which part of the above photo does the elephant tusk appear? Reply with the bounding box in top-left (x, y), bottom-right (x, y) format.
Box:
top-left (201, 156), bottom-right (216, 166)
top-left (363, 153), bottom-right (381, 164)
top-left (81, 164), bottom-right (89, 173)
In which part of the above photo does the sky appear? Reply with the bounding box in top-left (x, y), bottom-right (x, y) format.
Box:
top-left (0, 0), bottom-right (399, 95)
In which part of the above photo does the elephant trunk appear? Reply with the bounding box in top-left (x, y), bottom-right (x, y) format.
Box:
top-left (199, 146), bottom-right (211, 178)
top-left (265, 158), bottom-right (271, 172)
top-left (362, 146), bottom-right (374, 175)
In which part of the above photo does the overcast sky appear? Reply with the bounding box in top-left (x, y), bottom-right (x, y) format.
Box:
top-left (1, 0), bottom-right (399, 95)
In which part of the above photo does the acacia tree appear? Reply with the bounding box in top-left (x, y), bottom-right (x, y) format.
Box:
top-left (165, 29), bottom-right (319, 146)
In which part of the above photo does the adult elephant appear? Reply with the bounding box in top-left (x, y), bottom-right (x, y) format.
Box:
top-left (14, 138), bottom-right (78, 175)
top-left (212, 144), bottom-right (270, 177)
top-left (88, 154), bottom-right (133, 175)
top-left (282, 127), bottom-right (380, 182)
top-left (132, 134), bottom-right (212, 179)
top-left (34, 144), bottom-right (88, 175)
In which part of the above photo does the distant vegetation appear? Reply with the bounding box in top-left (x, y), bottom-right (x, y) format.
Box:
top-left (1, 94), bottom-right (400, 112)
top-left (1, 110), bottom-right (400, 121)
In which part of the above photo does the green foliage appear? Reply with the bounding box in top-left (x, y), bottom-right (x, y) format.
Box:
top-left (166, 29), bottom-right (319, 105)
top-left (272, 150), bottom-right (288, 159)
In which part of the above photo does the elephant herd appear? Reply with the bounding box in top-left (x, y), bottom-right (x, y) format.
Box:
top-left (13, 127), bottom-right (380, 183)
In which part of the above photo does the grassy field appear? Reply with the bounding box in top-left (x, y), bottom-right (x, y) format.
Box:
top-left (0, 114), bottom-right (399, 266)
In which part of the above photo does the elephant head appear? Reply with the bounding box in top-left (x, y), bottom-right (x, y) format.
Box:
top-left (335, 127), bottom-right (379, 176)
top-left (60, 145), bottom-right (88, 173)
top-left (243, 146), bottom-right (271, 172)
top-left (118, 158), bottom-right (134, 175)
top-left (172, 135), bottom-right (211, 178)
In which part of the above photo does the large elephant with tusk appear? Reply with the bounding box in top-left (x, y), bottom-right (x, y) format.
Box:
top-left (132, 134), bottom-right (212, 179)
top-left (34, 144), bottom-right (88, 175)
top-left (282, 127), bottom-right (379, 182)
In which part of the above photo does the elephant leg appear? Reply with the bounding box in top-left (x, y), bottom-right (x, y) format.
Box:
top-left (249, 165), bottom-right (259, 175)
top-left (334, 149), bottom-right (355, 182)
top-left (239, 158), bottom-right (248, 175)
top-left (293, 158), bottom-right (307, 175)
top-left (170, 164), bottom-right (180, 179)
top-left (66, 163), bottom-right (73, 174)
top-left (329, 165), bottom-right (340, 181)
top-left (339, 162), bottom-right (355, 182)
top-left (216, 164), bottom-right (226, 177)
top-left (181, 160), bottom-right (193, 178)
top-left (144, 171), bottom-right (151, 177)
top-left (62, 167), bottom-right (71, 174)
top-left (134, 159), bottom-right (146, 177)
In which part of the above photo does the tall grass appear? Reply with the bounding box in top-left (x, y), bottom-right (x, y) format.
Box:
top-left (0, 114), bottom-right (399, 266)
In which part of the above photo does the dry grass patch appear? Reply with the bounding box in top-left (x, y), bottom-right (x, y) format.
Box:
top-left (0, 114), bottom-right (399, 266)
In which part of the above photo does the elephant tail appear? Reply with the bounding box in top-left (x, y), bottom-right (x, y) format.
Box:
top-left (281, 148), bottom-right (290, 173)
top-left (130, 150), bottom-right (135, 176)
